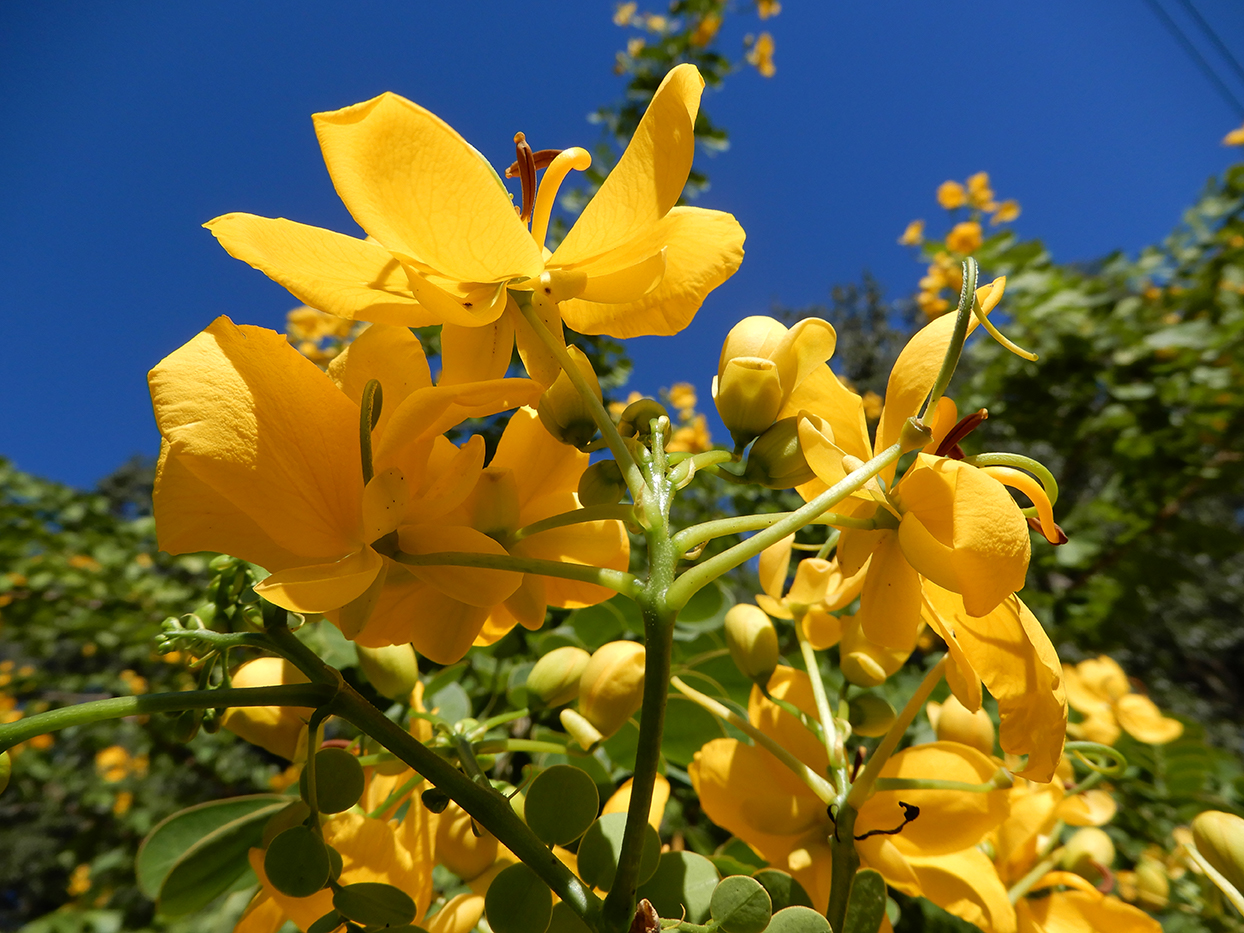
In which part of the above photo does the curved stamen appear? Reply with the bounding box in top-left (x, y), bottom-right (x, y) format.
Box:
top-left (508, 132), bottom-right (538, 222)
top-left (530, 147), bottom-right (592, 250)
top-left (935, 408), bottom-right (988, 459)
top-left (979, 465), bottom-right (1061, 544)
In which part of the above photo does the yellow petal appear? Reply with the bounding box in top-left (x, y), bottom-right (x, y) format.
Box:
top-left (855, 533), bottom-right (923, 650)
top-left (396, 525), bottom-right (523, 608)
top-left (395, 265), bottom-right (510, 327)
top-left (255, 546), bottom-right (384, 613)
top-left (919, 601), bottom-right (984, 714)
top-left (749, 667), bottom-right (830, 776)
top-left (405, 436), bottom-right (487, 522)
top-left (440, 316), bottom-right (517, 385)
top-left (313, 92), bottom-right (542, 284)
top-left (328, 323), bottom-right (433, 441)
top-left (514, 291), bottom-right (567, 387)
top-left (1115, 693), bottom-right (1184, 744)
top-left (772, 318), bottom-right (837, 397)
top-left (924, 585), bottom-right (1066, 782)
top-left (859, 742), bottom-right (1009, 856)
top-left (205, 214), bottom-right (436, 326)
top-left (425, 894), bottom-right (486, 933)
top-left (904, 848), bottom-right (1017, 933)
top-left (787, 557), bottom-right (835, 605)
top-left (362, 468), bottom-right (409, 541)
top-left (759, 534), bottom-right (795, 601)
top-left (802, 606), bottom-right (843, 650)
top-left (233, 888), bottom-right (286, 933)
top-left (995, 782), bottom-right (1063, 886)
top-left (149, 317), bottom-right (364, 561)
top-left (1057, 789), bottom-right (1118, 827)
top-left (514, 519), bottom-right (630, 608)
top-left (558, 207), bottom-right (745, 337)
top-left (553, 65), bottom-right (702, 267)
top-left (602, 774), bottom-right (670, 829)
top-left (578, 248), bottom-right (667, 303)
top-left (785, 366), bottom-right (872, 467)
top-left (220, 658), bottom-right (313, 760)
top-left (689, 738), bottom-right (826, 837)
top-left (489, 407), bottom-right (586, 510)
top-left (1076, 656), bottom-right (1130, 702)
top-left (1022, 889), bottom-right (1161, 933)
top-left (356, 568), bottom-right (489, 665)
top-left (1060, 665), bottom-right (1112, 719)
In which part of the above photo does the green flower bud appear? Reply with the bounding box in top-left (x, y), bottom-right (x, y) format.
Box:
top-left (578, 460), bottom-right (627, 507)
top-left (839, 615), bottom-right (909, 688)
top-left (742, 417), bottom-right (817, 489)
top-left (578, 641), bottom-right (645, 739)
top-left (355, 643), bottom-right (419, 701)
top-left (714, 358), bottom-right (783, 448)
top-left (538, 346), bottom-right (602, 449)
top-left (1192, 810), bottom-right (1244, 895)
top-left (617, 398), bottom-right (672, 445)
top-left (723, 605), bottom-right (779, 687)
top-left (848, 694), bottom-right (897, 737)
top-left (1060, 827), bottom-right (1115, 879)
top-left (527, 646), bottom-right (592, 709)
top-left (1134, 856), bottom-right (1170, 910)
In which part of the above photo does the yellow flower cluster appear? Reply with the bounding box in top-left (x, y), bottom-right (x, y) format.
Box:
top-left (746, 32), bottom-right (777, 78)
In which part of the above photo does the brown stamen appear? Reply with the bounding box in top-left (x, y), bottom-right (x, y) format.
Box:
top-left (935, 408), bottom-right (989, 458)
top-left (508, 132), bottom-right (537, 222)
top-left (1028, 515), bottom-right (1068, 544)
top-left (505, 148), bottom-right (563, 175)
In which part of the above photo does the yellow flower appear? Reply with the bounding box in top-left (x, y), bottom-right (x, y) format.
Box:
top-left (757, 0), bottom-right (782, 18)
top-left (991, 200), bottom-right (1021, 225)
top-left (690, 666), bottom-right (1014, 930)
top-left (1063, 655), bottom-right (1183, 745)
top-left (747, 32), bottom-right (777, 77)
top-left (220, 658), bottom-right (314, 760)
top-left (356, 407), bottom-right (630, 662)
top-left (95, 745), bottom-right (134, 783)
top-left (967, 171), bottom-right (997, 210)
top-left (206, 66), bottom-right (744, 385)
top-left (1224, 123), bottom-right (1244, 146)
top-left (755, 532), bottom-right (865, 630)
top-left (667, 381), bottom-right (697, 415)
top-left (691, 13), bottom-right (721, 46)
top-left (666, 414), bottom-right (712, 453)
top-left (67, 864), bottom-right (92, 898)
top-left (898, 219), bottom-right (925, 246)
top-left (150, 319), bottom-right (541, 661)
top-left (613, 1), bottom-right (637, 26)
top-left (937, 181), bottom-right (967, 210)
top-left (946, 221), bottom-right (983, 255)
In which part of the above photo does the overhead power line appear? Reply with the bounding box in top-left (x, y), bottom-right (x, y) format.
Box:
top-left (1141, 0), bottom-right (1244, 117)
top-left (1174, 0), bottom-right (1244, 88)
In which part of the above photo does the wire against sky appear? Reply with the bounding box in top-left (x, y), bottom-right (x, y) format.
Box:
top-left (1142, 0), bottom-right (1244, 116)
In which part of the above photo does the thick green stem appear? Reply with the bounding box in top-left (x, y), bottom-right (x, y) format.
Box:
top-left (393, 550), bottom-right (641, 598)
top-left (920, 258), bottom-right (977, 421)
top-left (670, 511), bottom-right (864, 558)
top-left (0, 684), bottom-right (335, 752)
top-left (513, 504), bottom-right (638, 541)
top-left (667, 441), bottom-right (905, 610)
top-left (825, 806), bottom-right (860, 933)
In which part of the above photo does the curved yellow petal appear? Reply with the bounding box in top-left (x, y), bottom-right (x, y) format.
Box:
top-left (313, 92), bottom-right (542, 284)
top-left (559, 207), bottom-right (745, 337)
top-left (514, 291), bottom-right (567, 387)
top-left (859, 742), bottom-right (1009, 856)
top-left (773, 319), bottom-right (838, 397)
top-left (749, 667), bottom-right (830, 776)
top-left (1022, 889), bottom-right (1161, 933)
top-left (355, 567), bottom-right (489, 664)
top-left (362, 468), bottom-right (409, 541)
top-left (440, 316), bottom-right (517, 385)
top-left (514, 519), bottom-right (629, 608)
top-left (406, 436), bottom-right (487, 522)
top-left (577, 248), bottom-right (667, 303)
top-left (150, 317), bottom-right (363, 561)
top-left (425, 893), bottom-right (486, 933)
top-left (395, 264), bottom-right (510, 327)
top-left (919, 597), bottom-right (984, 714)
top-left (205, 214), bottom-right (437, 326)
top-left (787, 557), bottom-right (835, 605)
top-left (1075, 656), bottom-right (1130, 701)
top-left (905, 848), bottom-right (1017, 933)
top-left (603, 774), bottom-right (670, 829)
top-left (759, 534), bottom-right (795, 601)
top-left (396, 524), bottom-right (523, 608)
top-left (553, 64), bottom-right (702, 267)
top-left (221, 658), bottom-right (313, 760)
top-left (855, 533), bottom-right (923, 650)
top-left (234, 888), bottom-right (285, 933)
top-left (1057, 789), bottom-right (1118, 827)
top-left (1115, 693), bottom-right (1184, 744)
top-left (689, 738), bottom-right (827, 838)
top-left (1060, 665), bottom-right (1112, 718)
top-left (785, 366), bottom-right (872, 467)
top-left (328, 323), bottom-right (433, 440)
top-left (490, 407), bottom-right (586, 510)
top-left (255, 546), bottom-right (384, 613)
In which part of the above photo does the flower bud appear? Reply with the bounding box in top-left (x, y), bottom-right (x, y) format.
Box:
top-left (742, 417), bottom-right (817, 489)
top-left (578, 460), bottom-right (627, 507)
top-left (527, 646), bottom-right (592, 709)
top-left (355, 643), bottom-right (419, 700)
top-left (436, 800), bottom-right (499, 881)
top-left (538, 346), bottom-right (602, 448)
top-left (1192, 810), bottom-right (1244, 894)
top-left (928, 695), bottom-right (995, 756)
top-left (0, 750), bottom-right (10, 796)
top-left (220, 658), bottom-right (313, 760)
top-left (1060, 827), bottom-right (1115, 879)
top-left (578, 641), bottom-right (645, 739)
top-left (560, 708), bottom-right (605, 750)
top-left (1134, 856), bottom-right (1170, 910)
top-left (714, 357), bottom-right (783, 448)
top-left (848, 694), bottom-right (897, 737)
top-left (724, 605), bottom-right (779, 687)
top-left (839, 616), bottom-right (909, 688)
top-left (617, 398), bottom-right (672, 446)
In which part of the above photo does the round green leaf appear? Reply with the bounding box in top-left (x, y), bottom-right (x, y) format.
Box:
top-left (485, 862), bottom-right (553, 933)
top-left (264, 825), bottom-right (331, 898)
top-left (576, 812), bottom-right (661, 891)
top-left (842, 868), bottom-right (887, 933)
top-left (661, 697), bottom-right (726, 767)
top-left (301, 748), bottom-right (365, 814)
top-left (333, 881), bottom-right (417, 927)
top-left (307, 912), bottom-right (345, 933)
top-left (636, 851), bottom-right (720, 924)
top-left (765, 906), bottom-right (831, 933)
top-left (753, 870), bottom-right (812, 912)
top-left (525, 764), bottom-right (600, 845)
top-left (710, 875), bottom-right (772, 933)
top-left (261, 800), bottom-right (312, 848)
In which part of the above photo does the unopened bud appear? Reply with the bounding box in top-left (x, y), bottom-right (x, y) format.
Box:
top-left (1192, 810), bottom-right (1244, 894)
top-left (436, 800), bottom-right (499, 881)
top-left (724, 605), bottom-right (779, 686)
top-left (578, 460), bottom-right (627, 507)
top-left (578, 641), bottom-right (645, 739)
top-left (1060, 827), bottom-right (1115, 879)
top-left (848, 693), bottom-right (897, 737)
top-left (839, 616), bottom-right (909, 688)
top-left (538, 346), bottom-right (602, 448)
top-left (617, 398), bottom-right (672, 446)
top-left (356, 643), bottom-right (419, 700)
top-left (928, 695), bottom-right (995, 756)
top-left (559, 707), bottom-right (604, 750)
top-left (1134, 856), bottom-right (1170, 910)
top-left (713, 358), bottom-right (783, 448)
top-left (527, 646), bottom-right (592, 709)
top-left (742, 418), bottom-right (816, 489)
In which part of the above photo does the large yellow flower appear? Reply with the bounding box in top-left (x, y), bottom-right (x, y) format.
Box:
top-left (149, 318), bottom-right (539, 653)
top-left (206, 65), bottom-right (745, 385)
top-left (1063, 655), bottom-right (1183, 745)
top-left (689, 667), bottom-right (1015, 932)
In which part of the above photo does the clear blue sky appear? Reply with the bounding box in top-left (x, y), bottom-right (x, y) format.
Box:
top-left (4, 1), bottom-right (1243, 487)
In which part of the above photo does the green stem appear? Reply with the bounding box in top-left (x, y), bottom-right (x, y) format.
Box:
top-left (0, 684), bottom-right (335, 752)
top-left (474, 739), bottom-right (568, 755)
top-left (794, 611), bottom-right (843, 770)
top-left (393, 550), bottom-right (641, 598)
top-left (873, 775), bottom-right (1009, 793)
top-left (517, 293), bottom-right (646, 501)
top-left (825, 806), bottom-right (860, 933)
top-left (961, 453), bottom-right (1059, 505)
top-left (670, 511), bottom-right (865, 558)
top-left (672, 677), bottom-right (834, 804)
top-left (920, 257), bottom-right (978, 421)
top-left (666, 441), bottom-right (905, 610)
top-left (1007, 852), bottom-right (1062, 905)
top-left (367, 771), bottom-right (425, 820)
top-left (513, 505), bottom-right (638, 542)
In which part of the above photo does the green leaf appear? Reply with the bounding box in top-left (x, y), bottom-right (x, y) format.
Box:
top-left (485, 862), bottom-right (553, 933)
top-left (710, 875), bottom-right (772, 933)
top-left (569, 602), bottom-right (625, 649)
top-left (136, 794), bottom-right (286, 898)
top-left (307, 912), bottom-right (346, 933)
top-left (262, 826), bottom-right (331, 900)
top-left (333, 881), bottom-right (417, 927)
top-left (764, 906), bottom-right (831, 933)
top-left (752, 870), bottom-right (812, 912)
top-left (301, 748), bottom-right (365, 814)
top-left (157, 807), bottom-right (282, 916)
top-left (427, 680), bottom-right (472, 724)
top-left (636, 851), bottom-right (720, 924)
top-left (576, 812), bottom-right (661, 891)
top-left (525, 764), bottom-right (600, 845)
top-left (842, 868), bottom-right (886, 933)
top-left (661, 697), bottom-right (726, 767)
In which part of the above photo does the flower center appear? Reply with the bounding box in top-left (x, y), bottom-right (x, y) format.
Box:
top-left (506, 133), bottom-right (592, 251)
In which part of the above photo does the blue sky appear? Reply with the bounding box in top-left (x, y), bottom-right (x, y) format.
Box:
top-left (4, 1), bottom-right (1243, 487)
